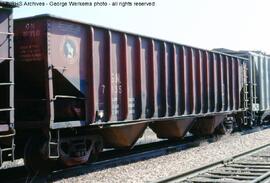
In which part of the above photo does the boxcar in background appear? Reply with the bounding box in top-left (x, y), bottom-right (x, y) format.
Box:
top-left (13, 15), bottom-right (248, 172)
top-left (0, 2), bottom-right (15, 166)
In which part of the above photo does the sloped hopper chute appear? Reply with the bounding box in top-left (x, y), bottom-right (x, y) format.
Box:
top-left (52, 68), bottom-right (86, 122)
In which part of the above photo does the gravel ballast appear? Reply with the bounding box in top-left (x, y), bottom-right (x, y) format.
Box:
top-left (0, 159), bottom-right (24, 170)
top-left (55, 128), bottom-right (270, 183)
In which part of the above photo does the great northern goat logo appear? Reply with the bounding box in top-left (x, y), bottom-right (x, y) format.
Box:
top-left (64, 39), bottom-right (76, 61)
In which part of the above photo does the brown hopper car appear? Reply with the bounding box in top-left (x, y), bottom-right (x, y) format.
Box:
top-left (12, 14), bottom-right (248, 172)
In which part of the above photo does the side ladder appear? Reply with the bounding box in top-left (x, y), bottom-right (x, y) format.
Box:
top-left (0, 11), bottom-right (15, 166)
top-left (242, 63), bottom-right (250, 126)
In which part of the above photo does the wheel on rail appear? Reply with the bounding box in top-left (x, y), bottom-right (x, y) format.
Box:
top-left (215, 117), bottom-right (235, 135)
top-left (24, 135), bottom-right (58, 175)
top-left (88, 136), bottom-right (104, 163)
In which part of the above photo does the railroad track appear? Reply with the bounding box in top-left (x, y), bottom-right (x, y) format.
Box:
top-left (0, 135), bottom-right (224, 183)
top-left (1, 126), bottom-right (269, 183)
top-left (156, 142), bottom-right (270, 183)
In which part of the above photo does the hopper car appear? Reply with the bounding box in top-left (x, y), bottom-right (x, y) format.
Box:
top-left (215, 48), bottom-right (270, 124)
top-left (0, 2), bottom-right (268, 174)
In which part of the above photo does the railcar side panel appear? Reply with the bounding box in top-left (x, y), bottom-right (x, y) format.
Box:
top-left (47, 19), bottom-right (88, 123)
top-left (215, 49), bottom-right (270, 115)
top-left (254, 54), bottom-right (270, 111)
top-left (14, 15), bottom-right (247, 130)
top-left (126, 35), bottom-right (140, 120)
top-left (166, 43), bottom-right (176, 116)
top-left (14, 19), bottom-right (48, 125)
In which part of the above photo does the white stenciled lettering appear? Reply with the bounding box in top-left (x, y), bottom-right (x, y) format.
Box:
top-left (111, 73), bottom-right (122, 94)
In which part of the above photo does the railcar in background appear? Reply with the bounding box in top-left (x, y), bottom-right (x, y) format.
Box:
top-left (215, 49), bottom-right (270, 125)
top-left (0, 2), bottom-right (15, 167)
top-left (13, 14), bottom-right (248, 173)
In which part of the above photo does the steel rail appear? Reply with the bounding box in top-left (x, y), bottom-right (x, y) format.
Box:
top-left (155, 142), bottom-right (270, 183)
top-left (0, 135), bottom-right (222, 183)
top-left (49, 135), bottom-right (216, 182)
top-left (1, 126), bottom-right (269, 183)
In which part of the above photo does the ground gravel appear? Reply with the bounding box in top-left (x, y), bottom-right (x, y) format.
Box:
top-left (0, 159), bottom-right (24, 169)
top-left (135, 127), bottom-right (162, 145)
top-left (55, 128), bottom-right (270, 183)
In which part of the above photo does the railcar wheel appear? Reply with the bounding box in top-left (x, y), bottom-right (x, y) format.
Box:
top-left (215, 118), bottom-right (235, 135)
top-left (24, 135), bottom-right (57, 175)
top-left (89, 138), bottom-right (103, 162)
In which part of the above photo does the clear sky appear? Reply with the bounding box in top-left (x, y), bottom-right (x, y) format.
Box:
top-left (7, 0), bottom-right (270, 53)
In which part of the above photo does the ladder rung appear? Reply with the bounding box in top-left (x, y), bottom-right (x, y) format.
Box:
top-left (0, 83), bottom-right (14, 86)
top-left (50, 155), bottom-right (59, 159)
top-left (1, 148), bottom-right (13, 152)
top-left (52, 66), bottom-right (68, 70)
top-left (0, 32), bottom-right (14, 35)
top-left (0, 133), bottom-right (14, 138)
top-left (0, 57), bottom-right (14, 60)
top-left (52, 95), bottom-right (85, 101)
top-left (49, 142), bottom-right (58, 145)
top-left (0, 108), bottom-right (14, 112)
